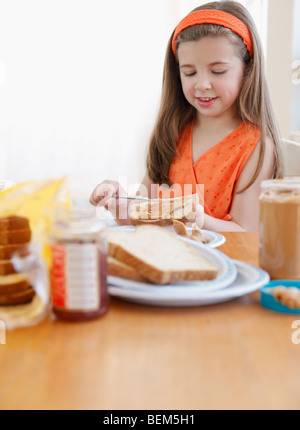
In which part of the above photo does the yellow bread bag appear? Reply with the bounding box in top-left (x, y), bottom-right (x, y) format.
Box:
top-left (0, 178), bottom-right (70, 329)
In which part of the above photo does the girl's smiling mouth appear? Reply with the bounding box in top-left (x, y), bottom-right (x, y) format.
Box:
top-left (196, 97), bottom-right (218, 107)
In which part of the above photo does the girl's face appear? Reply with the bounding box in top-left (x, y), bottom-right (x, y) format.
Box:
top-left (178, 36), bottom-right (245, 122)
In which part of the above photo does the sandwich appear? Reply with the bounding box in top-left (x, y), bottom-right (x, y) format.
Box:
top-left (129, 194), bottom-right (199, 226)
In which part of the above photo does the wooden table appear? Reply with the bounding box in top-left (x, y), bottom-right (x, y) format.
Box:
top-left (1, 232), bottom-right (300, 410)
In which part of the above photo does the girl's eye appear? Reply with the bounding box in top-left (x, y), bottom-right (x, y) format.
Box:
top-left (212, 70), bottom-right (226, 75)
top-left (185, 72), bottom-right (196, 77)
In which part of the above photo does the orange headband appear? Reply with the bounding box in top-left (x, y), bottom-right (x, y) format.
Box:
top-left (172, 9), bottom-right (253, 58)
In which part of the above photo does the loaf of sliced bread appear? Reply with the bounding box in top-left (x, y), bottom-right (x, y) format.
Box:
top-left (0, 216), bottom-right (34, 305)
top-left (0, 273), bottom-right (31, 294)
top-left (108, 225), bottom-right (218, 284)
top-left (0, 287), bottom-right (35, 306)
top-left (129, 194), bottom-right (199, 226)
top-left (0, 259), bottom-right (17, 276)
top-left (0, 228), bottom-right (31, 245)
top-left (0, 243), bottom-right (30, 260)
top-left (0, 216), bottom-right (30, 231)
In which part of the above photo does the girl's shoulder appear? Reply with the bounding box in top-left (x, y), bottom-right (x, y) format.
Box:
top-left (229, 122), bottom-right (261, 152)
top-left (239, 121), bottom-right (261, 139)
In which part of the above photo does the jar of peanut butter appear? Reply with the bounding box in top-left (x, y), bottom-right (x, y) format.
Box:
top-left (259, 178), bottom-right (300, 280)
top-left (49, 206), bottom-right (108, 321)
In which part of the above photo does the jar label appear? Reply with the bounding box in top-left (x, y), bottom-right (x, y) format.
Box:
top-left (51, 243), bottom-right (101, 311)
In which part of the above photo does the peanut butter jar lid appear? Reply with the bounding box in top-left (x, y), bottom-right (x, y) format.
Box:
top-left (261, 280), bottom-right (300, 314)
top-left (260, 178), bottom-right (300, 202)
top-left (261, 177), bottom-right (300, 191)
top-left (49, 205), bottom-right (106, 242)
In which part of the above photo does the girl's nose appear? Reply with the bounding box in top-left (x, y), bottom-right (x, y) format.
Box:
top-left (194, 74), bottom-right (212, 91)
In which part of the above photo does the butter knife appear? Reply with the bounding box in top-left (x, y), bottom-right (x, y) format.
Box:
top-left (112, 193), bottom-right (155, 201)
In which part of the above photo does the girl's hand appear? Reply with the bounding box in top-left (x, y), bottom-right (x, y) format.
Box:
top-left (90, 180), bottom-right (122, 207)
top-left (195, 204), bottom-right (205, 229)
top-left (89, 180), bottom-right (130, 224)
top-left (186, 203), bottom-right (204, 228)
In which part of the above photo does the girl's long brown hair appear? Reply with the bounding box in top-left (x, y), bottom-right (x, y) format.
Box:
top-left (146, 0), bottom-right (283, 190)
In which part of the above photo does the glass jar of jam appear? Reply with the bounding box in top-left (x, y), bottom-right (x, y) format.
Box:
top-left (49, 206), bottom-right (108, 321)
top-left (259, 178), bottom-right (300, 280)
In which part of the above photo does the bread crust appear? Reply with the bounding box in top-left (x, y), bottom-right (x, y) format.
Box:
top-left (130, 218), bottom-right (173, 226)
top-left (0, 287), bottom-right (35, 305)
top-left (108, 256), bottom-right (149, 282)
top-left (0, 273), bottom-right (31, 294)
top-left (0, 243), bottom-right (30, 260)
top-left (0, 260), bottom-right (18, 276)
top-left (0, 229), bottom-right (31, 245)
top-left (0, 216), bottom-right (30, 231)
top-left (114, 246), bottom-right (217, 284)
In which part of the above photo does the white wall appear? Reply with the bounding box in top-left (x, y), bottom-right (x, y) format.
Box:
top-left (266, 0), bottom-right (294, 139)
top-left (291, 0), bottom-right (300, 139)
top-left (266, 0), bottom-right (300, 141)
top-left (0, 0), bottom-right (278, 197)
top-left (0, 0), bottom-right (177, 194)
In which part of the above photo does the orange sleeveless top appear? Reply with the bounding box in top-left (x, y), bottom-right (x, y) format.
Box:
top-left (158, 121), bottom-right (261, 221)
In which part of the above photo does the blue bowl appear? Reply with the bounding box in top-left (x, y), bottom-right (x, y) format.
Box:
top-left (261, 280), bottom-right (300, 314)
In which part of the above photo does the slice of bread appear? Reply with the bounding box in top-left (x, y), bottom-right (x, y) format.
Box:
top-left (0, 228), bottom-right (31, 245)
top-left (107, 230), bottom-right (137, 257)
top-left (107, 256), bottom-right (149, 283)
top-left (0, 216), bottom-right (30, 231)
top-left (0, 243), bottom-right (30, 260)
top-left (0, 273), bottom-right (31, 294)
top-left (129, 194), bottom-right (199, 226)
top-left (0, 257), bottom-right (30, 276)
top-left (0, 286), bottom-right (35, 306)
top-left (0, 259), bottom-right (17, 276)
top-left (108, 225), bottom-right (218, 285)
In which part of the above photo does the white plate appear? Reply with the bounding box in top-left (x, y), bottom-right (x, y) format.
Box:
top-left (108, 260), bottom-right (270, 307)
top-left (108, 240), bottom-right (237, 293)
top-left (108, 225), bottom-right (225, 248)
top-left (177, 227), bottom-right (225, 248)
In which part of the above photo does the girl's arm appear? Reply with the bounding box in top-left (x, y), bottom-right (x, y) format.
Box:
top-left (89, 174), bottom-right (153, 226)
top-left (202, 137), bottom-right (275, 232)
top-left (202, 213), bottom-right (246, 232)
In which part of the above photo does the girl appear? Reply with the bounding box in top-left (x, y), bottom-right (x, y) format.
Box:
top-left (90, 0), bottom-right (283, 232)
